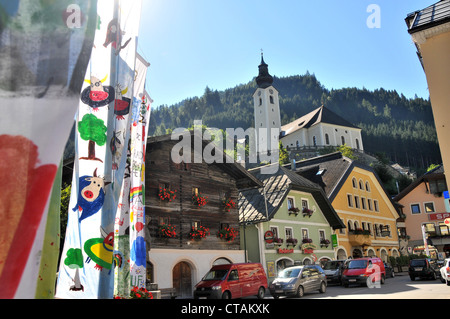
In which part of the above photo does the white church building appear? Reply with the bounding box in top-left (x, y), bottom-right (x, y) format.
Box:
top-left (252, 55), bottom-right (364, 160)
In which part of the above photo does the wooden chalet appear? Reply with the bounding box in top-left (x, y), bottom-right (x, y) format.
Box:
top-left (144, 130), bottom-right (262, 297)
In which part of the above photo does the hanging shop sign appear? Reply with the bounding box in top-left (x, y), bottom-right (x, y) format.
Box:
top-left (264, 231), bottom-right (275, 243)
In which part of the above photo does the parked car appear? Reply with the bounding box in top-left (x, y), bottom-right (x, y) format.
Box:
top-left (384, 262), bottom-right (395, 278)
top-left (322, 260), bottom-right (346, 285)
top-left (408, 258), bottom-right (440, 281)
top-left (341, 257), bottom-right (386, 287)
top-left (439, 258), bottom-right (450, 285)
top-left (193, 263), bottom-right (267, 299)
top-left (269, 265), bottom-right (327, 298)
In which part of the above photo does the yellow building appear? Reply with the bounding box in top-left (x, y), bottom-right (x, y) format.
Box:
top-left (291, 152), bottom-right (400, 261)
top-left (405, 0), bottom-right (450, 190)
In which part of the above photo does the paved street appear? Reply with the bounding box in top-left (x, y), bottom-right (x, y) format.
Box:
top-left (264, 274), bottom-right (450, 299)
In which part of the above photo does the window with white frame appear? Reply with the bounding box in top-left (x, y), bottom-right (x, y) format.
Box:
top-left (361, 197), bottom-right (367, 210)
top-left (301, 228), bottom-right (309, 240)
top-left (347, 194), bottom-right (354, 207)
top-left (285, 227), bottom-right (293, 239)
top-left (270, 226), bottom-right (279, 239)
top-left (411, 203), bottom-right (421, 214)
top-left (301, 199), bottom-right (308, 209)
top-left (374, 200), bottom-right (379, 212)
top-left (287, 197), bottom-right (295, 210)
top-left (424, 202), bottom-right (435, 214)
top-left (354, 196), bottom-right (360, 209)
top-left (319, 229), bottom-right (326, 241)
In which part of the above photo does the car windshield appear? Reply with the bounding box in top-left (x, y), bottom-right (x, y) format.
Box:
top-left (203, 269), bottom-right (228, 280)
top-left (278, 268), bottom-right (301, 278)
top-left (323, 262), bottom-right (339, 270)
top-left (347, 260), bottom-right (368, 269)
top-left (410, 260), bottom-right (426, 267)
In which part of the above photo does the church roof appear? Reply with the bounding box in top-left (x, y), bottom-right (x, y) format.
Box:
top-left (255, 53), bottom-right (274, 89)
top-left (281, 105), bottom-right (360, 137)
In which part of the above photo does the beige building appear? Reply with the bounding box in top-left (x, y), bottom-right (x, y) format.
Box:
top-left (405, 0), bottom-right (450, 190)
top-left (394, 165), bottom-right (450, 258)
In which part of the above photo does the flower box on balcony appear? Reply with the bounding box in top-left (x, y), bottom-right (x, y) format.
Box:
top-left (286, 238), bottom-right (298, 246)
top-left (222, 198), bottom-right (236, 212)
top-left (273, 237), bottom-right (283, 246)
top-left (192, 193), bottom-right (208, 207)
top-left (217, 227), bottom-right (238, 242)
top-left (158, 187), bottom-right (177, 202)
top-left (288, 207), bottom-right (300, 216)
top-left (302, 207), bottom-right (314, 218)
top-left (158, 223), bottom-right (177, 238)
top-left (320, 239), bottom-right (330, 248)
top-left (188, 225), bottom-right (210, 241)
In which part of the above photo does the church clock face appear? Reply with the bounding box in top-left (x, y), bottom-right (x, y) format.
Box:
top-left (269, 89), bottom-right (274, 94)
top-left (258, 91), bottom-right (261, 96)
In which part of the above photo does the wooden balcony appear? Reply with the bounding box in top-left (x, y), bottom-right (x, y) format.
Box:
top-left (348, 230), bottom-right (372, 247)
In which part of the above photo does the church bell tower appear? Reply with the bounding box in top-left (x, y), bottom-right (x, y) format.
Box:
top-left (253, 53), bottom-right (281, 155)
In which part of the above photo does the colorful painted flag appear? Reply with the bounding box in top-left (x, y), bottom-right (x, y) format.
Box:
top-left (0, 0), bottom-right (97, 298)
top-left (55, 0), bottom-right (142, 299)
top-left (114, 52), bottom-right (150, 298)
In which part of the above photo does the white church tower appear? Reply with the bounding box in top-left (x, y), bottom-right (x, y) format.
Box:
top-left (253, 54), bottom-right (281, 155)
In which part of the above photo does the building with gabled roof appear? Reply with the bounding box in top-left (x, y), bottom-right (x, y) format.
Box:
top-left (393, 164), bottom-right (449, 258)
top-left (239, 163), bottom-right (345, 279)
top-left (289, 152), bottom-right (400, 261)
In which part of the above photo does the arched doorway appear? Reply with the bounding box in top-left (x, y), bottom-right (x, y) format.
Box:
top-left (213, 257), bottom-right (232, 265)
top-left (352, 248), bottom-right (363, 258)
top-left (276, 258), bottom-right (293, 276)
top-left (173, 261), bottom-right (192, 298)
top-left (380, 249), bottom-right (388, 262)
top-left (336, 248), bottom-right (347, 260)
top-left (367, 248), bottom-right (376, 257)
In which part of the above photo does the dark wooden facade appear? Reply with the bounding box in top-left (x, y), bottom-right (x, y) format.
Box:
top-left (145, 132), bottom-right (261, 251)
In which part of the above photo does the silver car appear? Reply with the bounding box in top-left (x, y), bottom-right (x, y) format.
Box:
top-left (269, 265), bottom-right (327, 298)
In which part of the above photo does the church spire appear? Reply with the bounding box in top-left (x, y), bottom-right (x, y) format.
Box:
top-left (256, 52), bottom-right (274, 89)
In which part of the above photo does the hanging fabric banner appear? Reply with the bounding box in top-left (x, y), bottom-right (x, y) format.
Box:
top-left (55, 0), bottom-right (142, 299)
top-left (0, 0), bottom-right (97, 298)
top-left (114, 52), bottom-right (150, 298)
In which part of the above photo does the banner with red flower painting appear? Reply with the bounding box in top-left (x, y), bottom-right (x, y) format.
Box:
top-left (0, 0), bottom-right (97, 298)
top-left (55, 0), bottom-right (142, 299)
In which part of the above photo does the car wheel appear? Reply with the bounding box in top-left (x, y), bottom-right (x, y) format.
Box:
top-left (447, 279), bottom-right (450, 286)
top-left (256, 287), bottom-right (265, 299)
top-left (432, 272), bottom-right (437, 280)
top-left (440, 276), bottom-right (446, 283)
top-left (410, 275), bottom-right (415, 281)
top-left (221, 291), bottom-right (231, 299)
top-left (296, 285), bottom-right (304, 298)
top-left (273, 295), bottom-right (279, 299)
top-left (319, 282), bottom-right (326, 293)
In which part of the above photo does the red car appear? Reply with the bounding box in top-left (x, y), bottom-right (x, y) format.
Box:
top-left (342, 257), bottom-right (386, 287)
top-left (194, 263), bottom-right (268, 299)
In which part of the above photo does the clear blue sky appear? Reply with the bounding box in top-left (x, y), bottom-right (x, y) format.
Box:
top-left (138, 0), bottom-right (432, 108)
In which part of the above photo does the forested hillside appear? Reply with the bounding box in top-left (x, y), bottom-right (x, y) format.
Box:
top-left (149, 73), bottom-right (441, 171)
